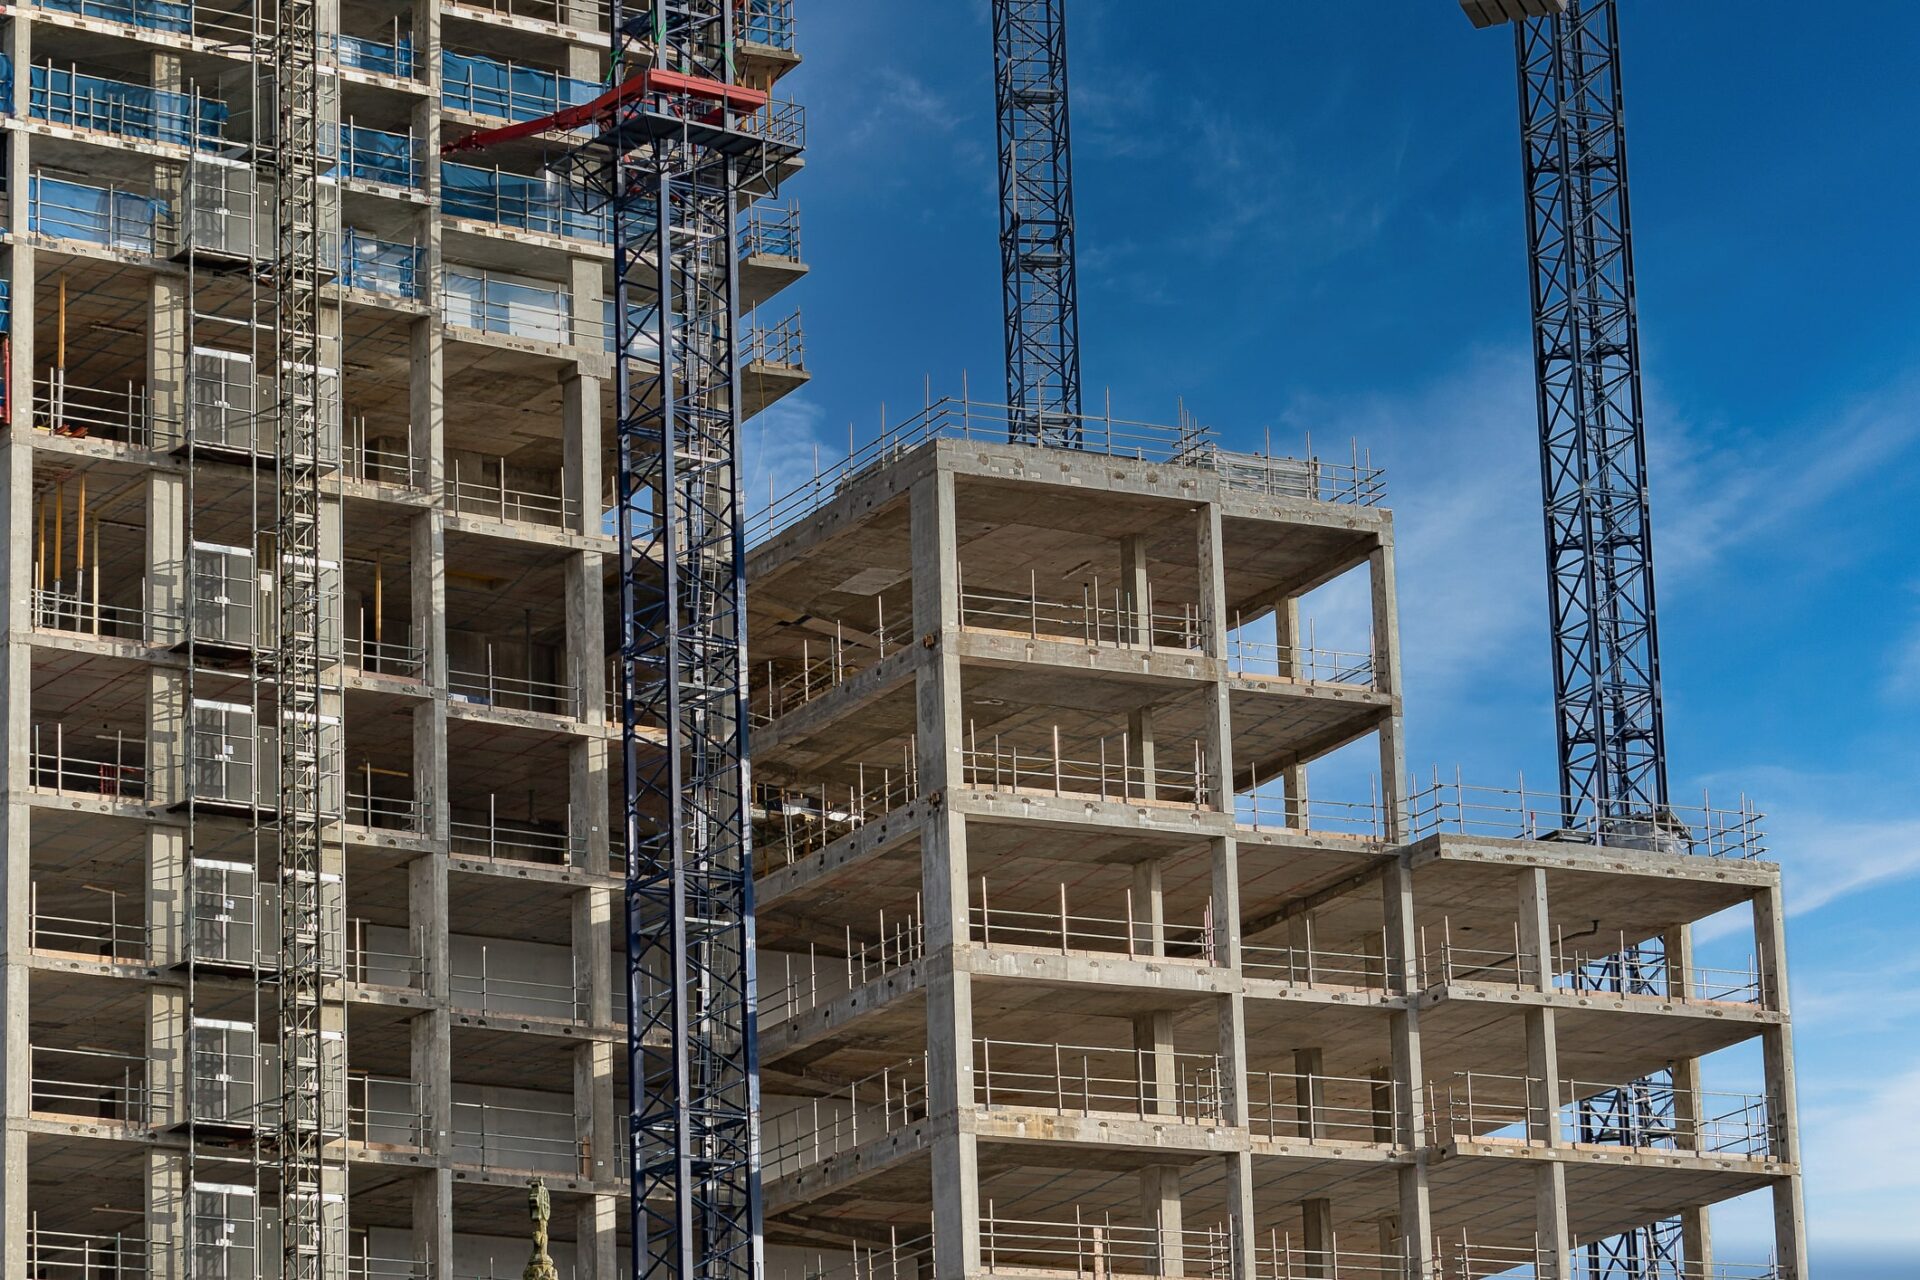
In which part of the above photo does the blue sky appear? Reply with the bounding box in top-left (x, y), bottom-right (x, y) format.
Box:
top-left (748, 5), bottom-right (1920, 1272)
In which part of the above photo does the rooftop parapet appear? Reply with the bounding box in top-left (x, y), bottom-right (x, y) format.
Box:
top-left (750, 396), bottom-right (1385, 543)
top-left (1408, 774), bottom-right (1766, 860)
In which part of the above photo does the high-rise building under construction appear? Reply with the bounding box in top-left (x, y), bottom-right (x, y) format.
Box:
top-left (0, 3), bottom-right (1807, 1280)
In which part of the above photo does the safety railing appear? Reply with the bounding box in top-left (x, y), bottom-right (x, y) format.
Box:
top-left (338, 121), bottom-right (422, 189)
top-left (450, 654), bottom-right (578, 716)
top-left (961, 728), bottom-right (1212, 807)
top-left (976, 1038), bottom-right (1226, 1123)
top-left (1241, 935), bottom-right (1391, 992)
top-left (25, 1221), bottom-right (149, 1280)
top-left (449, 946), bottom-right (584, 1022)
top-left (764, 1057), bottom-right (927, 1179)
top-left (29, 173), bottom-right (170, 255)
top-left (744, 310), bottom-right (805, 369)
top-left (1252, 1233), bottom-right (1411, 1280)
top-left (763, 908), bottom-right (924, 1026)
top-left (348, 1074), bottom-right (430, 1149)
top-left (740, 0), bottom-right (795, 49)
top-left (751, 617), bottom-right (903, 727)
top-left (29, 885), bottom-right (147, 962)
top-left (441, 162), bottom-right (608, 242)
top-left (752, 762), bottom-right (920, 869)
top-left (449, 454), bottom-right (576, 528)
top-left (348, 1250), bottom-right (432, 1280)
top-left (1418, 919), bottom-right (1763, 1006)
top-left (344, 784), bottom-right (425, 834)
top-left (27, 61), bottom-right (228, 149)
top-left (958, 570), bottom-right (1202, 651)
top-left (971, 878), bottom-right (1212, 962)
top-left (1226, 636), bottom-right (1376, 689)
top-left (1431, 1237), bottom-right (1547, 1280)
top-left (33, 587), bottom-right (155, 642)
top-left (442, 0), bottom-right (597, 27)
top-left (1247, 1071), bottom-right (1398, 1145)
top-left (1407, 772), bottom-right (1765, 859)
top-left (742, 200), bottom-right (802, 259)
top-left (1234, 788), bottom-right (1388, 842)
top-left (341, 228), bottom-right (425, 299)
top-left (31, 1044), bottom-right (153, 1122)
top-left (1563, 1261), bottom-right (1781, 1280)
top-left (450, 799), bottom-right (582, 866)
top-left (345, 420), bottom-right (421, 488)
top-left (29, 723), bottom-right (148, 800)
top-left (34, 371), bottom-right (163, 447)
top-left (442, 49), bottom-right (599, 123)
top-left (767, 1232), bottom-right (933, 1280)
top-left (1426, 1071), bottom-right (1777, 1157)
top-left (751, 395), bottom-right (1384, 543)
top-left (345, 919), bottom-right (426, 990)
top-left (32, 0), bottom-right (270, 44)
top-left (346, 633), bottom-right (428, 681)
top-left (337, 27), bottom-right (416, 77)
top-left (981, 1210), bottom-right (1233, 1280)
top-left (442, 268), bottom-right (575, 342)
top-left (451, 1097), bottom-right (585, 1175)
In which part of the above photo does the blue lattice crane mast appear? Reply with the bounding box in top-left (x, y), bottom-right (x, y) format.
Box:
top-left (444, 7), bottom-right (801, 1280)
top-left (993, 0), bottom-right (1083, 446)
top-left (1464, 1), bottom-right (1685, 1275)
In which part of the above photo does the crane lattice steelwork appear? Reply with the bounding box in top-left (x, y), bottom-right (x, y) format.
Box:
top-left (1477, 0), bottom-right (1684, 1273)
top-left (993, 0), bottom-right (1082, 446)
top-left (445, 7), bottom-right (803, 1280)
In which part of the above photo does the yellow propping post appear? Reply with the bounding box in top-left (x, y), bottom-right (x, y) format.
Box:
top-left (92, 519), bottom-right (101, 634)
top-left (374, 553), bottom-right (384, 646)
top-left (55, 273), bottom-right (67, 434)
top-left (53, 478), bottom-right (64, 588)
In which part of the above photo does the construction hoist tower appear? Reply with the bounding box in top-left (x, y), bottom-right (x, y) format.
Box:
top-left (271, 0), bottom-right (337, 1272)
top-left (1467, 0), bottom-right (1687, 1273)
top-left (992, 0), bottom-right (1082, 446)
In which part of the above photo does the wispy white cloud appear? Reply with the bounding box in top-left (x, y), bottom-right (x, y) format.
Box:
top-left (743, 395), bottom-right (832, 524)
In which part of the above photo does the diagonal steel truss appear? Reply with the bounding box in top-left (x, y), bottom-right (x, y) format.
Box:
top-left (271, 0), bottom-right (334, 1273)
top-left (993, 0), bottom-right (1083, 447)
top-left (1516, 2), bottom-right (1681, 1274)
top-left (564, 6), bottom-right (799, 1280)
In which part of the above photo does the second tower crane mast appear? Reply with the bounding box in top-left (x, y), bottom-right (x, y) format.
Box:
top-left (992, 0), bottom-right (1083, 447)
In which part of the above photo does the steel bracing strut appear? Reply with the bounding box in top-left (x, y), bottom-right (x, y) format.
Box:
top-left (271, 0), bottom-right (333, 1270)
top-left (1516, 1), bottom-right (1681, 1273)
top-left (992, 0), bottom-right (1083, 447)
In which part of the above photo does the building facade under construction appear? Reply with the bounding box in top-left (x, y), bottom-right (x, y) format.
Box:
top-left (0, 2), bottom-right (1809, 1279)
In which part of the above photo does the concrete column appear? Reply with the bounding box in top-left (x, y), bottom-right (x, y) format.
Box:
top-left (563, 374), bottom-right (604, 537)
top-left (411, 316), bottom-right (446, 497)
top-left (574, 1194), bottom-right (618, 1280)
top-left (148, 667), bottom-right (188, 810)
top-left (149, 271), bottom-right (188, 473)
top-left (411, 512), bottom-right (448, 842)
top-left (1119, 533), bottom-right (1151, 646)
top-left (147, 825), bottom-right (188, 970)
top-left (1273, 596), bottom-right (1310, 826)
top-left (408, 853), bottom-right (452, 1280)
top-left (147, 467), bottom-right (187, 647)
top-left (147, 1150), bottom-right (189, 1280)
top-left (1368, 540), bottom-right (1407, 840)
top-left (1515, 868), bottom-right (1570, 1273)
top-left (565, 547), bottom-right (608, 869)
top-left (0, 436), bottom-right (28, 1280)
top-left (1753, 885), bottom-right (1808, 1278)
top-left (910, 468), bottom-right (979, 1280)
top-left (1131, 859), bottom-right (1165, 958)
top-left (1128, 705), bottom-right (1157, 803)
top-left (1661, 921), bottom-right (1713, 1261)
top-left (1135, 1009), bottom-right (1185, 1277)
top-left (1380, 861), bottom-right (1433, 1276)
top-left (1140, 1165), bottom-right (1184, 1278)
top-left (1301, 1198), bottom-right (1334, 1278)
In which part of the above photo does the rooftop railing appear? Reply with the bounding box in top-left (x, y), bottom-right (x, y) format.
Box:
top-left (740, 0), bottom-right (795, 49)
top-left (1407, 773), bottom-right (1766, 859)
top-left (741, 200), bottom-right (801, 259)
top-left (744, 309), bottom-right (805, 369)
top-left (752, 396), bottom-right (1383, 542)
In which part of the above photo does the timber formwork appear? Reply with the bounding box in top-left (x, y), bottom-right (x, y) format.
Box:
top-left (0, 2), bottom-right (805, 1278)
top-left (746, 418), bottom-right (1808, 1280)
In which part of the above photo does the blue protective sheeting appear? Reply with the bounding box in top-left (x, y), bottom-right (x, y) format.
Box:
top-left (442, 50), bottom-right (598, 124)
top-left (339, 32), bottom-right (415, 77)
top-left (29, 175), bottom-right (166, 253)
top-left (29, 63), bottom-right (227, 149)
top-left (440, 161), bottom-right (606, 242)
top-left (38, 0), bottom-right (190, 34)
top-left (339, 124), bottom-right (419, 188)
top-left (341, 230), bottom-right (423, 298)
